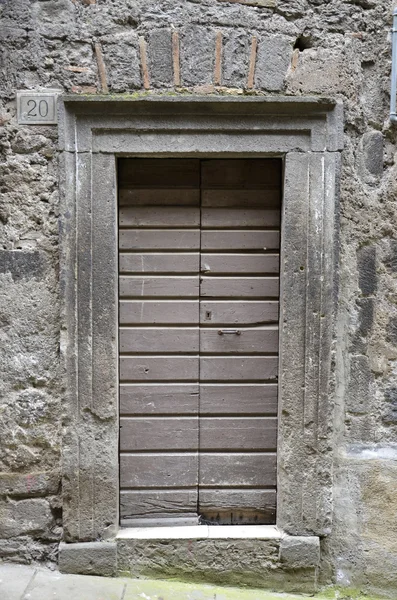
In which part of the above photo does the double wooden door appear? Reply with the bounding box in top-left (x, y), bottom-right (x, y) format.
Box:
top-left (118, 158), bottom-right (281, 526)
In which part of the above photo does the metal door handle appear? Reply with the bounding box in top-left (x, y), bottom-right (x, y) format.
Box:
top-left (218, 329), bottom-right (241, 335)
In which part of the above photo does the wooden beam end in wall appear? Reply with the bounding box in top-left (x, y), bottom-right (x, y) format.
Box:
top-left (139, 36), bottom-right (150, 91)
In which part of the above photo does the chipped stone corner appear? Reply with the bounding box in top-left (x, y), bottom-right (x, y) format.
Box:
top-left (279, 535), bottom-right (321, 570)
top-left (58, 541), bottom-right (117, 577)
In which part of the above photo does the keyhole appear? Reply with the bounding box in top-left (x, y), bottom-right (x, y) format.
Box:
top-left (205, 311), bottom-right (212, 320)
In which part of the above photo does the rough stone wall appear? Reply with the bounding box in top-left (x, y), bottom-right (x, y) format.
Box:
top-left (1, 0), bottom-right (397, 594)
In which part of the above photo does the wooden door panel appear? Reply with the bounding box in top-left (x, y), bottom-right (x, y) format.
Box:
top-left (120, 276), bottom-right (199, 298)
top-left (119, 384), bottom-right (199, 415)
top-left (120, 454), bottom-right (198, 488)
top-left (120, 328), bottom-right (199, 353)
top-left (200, 327), bottom-right (279, 354)
top-left (120, 301), bottom-right (199, 324)
top-left (120, 357), bottom-right (199, 382)
top-left (120, 417), bottom-right (199, 451)
top-left (201, 254), bottom-right (279, 275)
top-left (120, 206), bottom-right (200, 228)
top-left (120, 490), bottom-right (198, 520)
top-left (201, 230), bottom-right (280, 250)
top-left (198, 489), bottom-right (276, 524)
top-left (119, 229), bottom-right (200, 250)
top-left (200, 357), bottom-right (278, 381)
top-left (200, 301), bottom-right (279, 325)
top-left (201, 208), bottom-right (280, 228)
top-left (200, 384), bottom-right (278, 415)
top-left (119, 253), bottom-right (199, 274)
top-left (199, 417), bottom-right (277, 450)
top-left (200, 277), bottom-right (279, 298)
top-left (199, 453), bottom-right (277, 487)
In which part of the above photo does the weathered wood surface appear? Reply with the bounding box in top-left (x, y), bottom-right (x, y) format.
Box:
top-left (199, 453), bottom-right (277, 487)
top-left (200, 277), bottom-right (279, 298)
top-left (201, 158), bottom-right (281, 188)
top-left (200, 301), bottom-right (279, 325)
top-left (120, 328), bottom-right (199, 353)
top-left (201, 189), bottom-right (280, 207)
top-left (200, 327), bottom-right (279, 353)
top-left (120, 489), bottom-right (198, 518)
top-left (119, 229), bottom-right (200, 250)
top-left (200, 384), bottom-right (278, 415)
top-left (119, 158), bottom-right (200, 188)
top-left (120, 453), bottom-right (198, 488)
top-left (120, 357), bottom-right (199, 381)
top-left (119, 384), bottom-right (199, 415)
top-left (201, 208), bottom-right (280, 228)
top-left (199, 417), bottom-right (277, 450)
top-left (200, 357), bottom-right (278, 381)
top-left (120, 417), bottom-right (199, 451)
top-left (119, 253), bottom-right (199, 274)
top-left (120, 276), bottom-right (200, 298)
top-left (120, 301), bottom-right (199, 324)
top-left (120, 206), bottom-right (200, 228)
top-left (118, 157), bottom-right (282, 524)
top-left (201, 230), bottom-right (280, 250)
top-left (200, 254), bottom-right (279, 275)
top-left (119, 189), bottom-right (200, 206)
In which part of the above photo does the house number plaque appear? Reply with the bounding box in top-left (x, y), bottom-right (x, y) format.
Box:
top-left (17, 90), bottom-right (61, 125)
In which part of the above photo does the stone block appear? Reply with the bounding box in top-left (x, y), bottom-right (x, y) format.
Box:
top-left (357, 245), bottom-right (377, 296)
top-left (0, 250), bottom-right (46, 282)
top-left (256, 36), bottom-right (293, 91)
top-left (58, 541), bottom-right (117, 576)
top-left (148, 29), bottom-right (173, 87)
top-left (181, 26), bottom-right (216, 86)
top-left (359, 131), bottom-right (384, 182)
top-left (347, 355), bottom-right (373, 415)
top-left (279, 536), bottom-right (320, 569)
top-left (0, 498), bottom-right (53, 539)
top-left (0, 471), bottom-right (60, 498)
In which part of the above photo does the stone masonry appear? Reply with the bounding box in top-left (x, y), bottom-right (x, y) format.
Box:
top-left (1, 0), bottom-right (397, 597)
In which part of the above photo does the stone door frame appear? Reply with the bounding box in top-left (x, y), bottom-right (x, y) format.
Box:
top-left (59, 95), bottom-right (342, 546)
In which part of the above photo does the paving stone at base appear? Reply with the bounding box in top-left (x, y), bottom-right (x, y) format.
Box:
top-left (21, 569), bottom-right (124, 600)
top-left (123, 578), bottom-right (305, 600)
top-left (117, 538), bottom-right (316, 594)
top-left (0, 564), bottom-right (36, 600)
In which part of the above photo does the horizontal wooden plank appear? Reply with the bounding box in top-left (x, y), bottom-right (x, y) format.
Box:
top-left (119, 206), bottom-right (200, 228)
top-left (120, 301), bottom-right (199, 324)
top-left (200, 384), bottom-right (278, 415)
top-left (120, 417), bottom-right (199, 451)
top-left (201, 230), bottom-right (280, 250)
top-left (199, 453), bottom-right (277, 487)
top-left (200, 357), bottom-right (278, 381)
top-left (120, 357), bottom-right (199, 381)
top-left (119, 189), bottom-right (200, 206)
top-left (119, 384), bottom-right (199, 415)
top-left (201, 208), bottom-right (280, 228)
top-left (119, 276), bottom-right (200, 298)
top-left (201, 159), bottom-right (282, 188)
top-left (119, 229), bottom-right (200, 250)
top-left (120, 453), bottom-right (198, 487)
top-left (120, 489), bottom-right (198, 518)
top-left (200, 327), bottom-right (279, 354)
top-left (198, 488), bottom-right (276, 511)
top-left (119, 253), bottom-right (199, 274)
top-left (201, 254), bottom-right (279, 275)
top-left (120, 328), bottom-right (199, 353)
top-left (198, 488), bottom-right (276, 524)
top-left (118, 158), bottom-right (200, 188)
top-left (199, 417), bottom-right (277, 450)
top-left (200, 277), bottom-right (279, 298)
top-left (201, 189), bottom-right (280, 208)
top-left (200, 301), bottom-right (279, 325)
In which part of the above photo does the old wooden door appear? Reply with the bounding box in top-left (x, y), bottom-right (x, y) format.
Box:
top-left (118, 158), bottom-right (281, 526)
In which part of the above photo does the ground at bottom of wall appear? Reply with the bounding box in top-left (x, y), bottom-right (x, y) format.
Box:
top-left (0, 563), bottom-right (386, 600)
